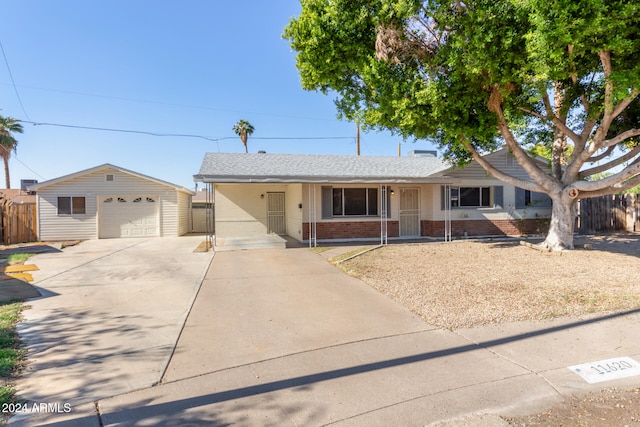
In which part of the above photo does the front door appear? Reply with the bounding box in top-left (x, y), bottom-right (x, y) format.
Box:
top-left (267, 192), bottom-right (286, 235)
top-left (399, 188), bottom-right (420, 237)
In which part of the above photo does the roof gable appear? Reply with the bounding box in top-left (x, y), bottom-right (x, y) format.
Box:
top-left (433, 148), bottom-right (550, 180)
top-left (30, 164), bottom-right (194, 195)
top-left (194, 153), bottom-right (452, 184)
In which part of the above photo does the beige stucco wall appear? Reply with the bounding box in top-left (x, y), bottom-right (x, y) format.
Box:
top-left (214, 183), bottom-right (303, 239)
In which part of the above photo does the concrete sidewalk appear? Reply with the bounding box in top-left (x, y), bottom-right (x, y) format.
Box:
top-left (10, 245), bottom-right (640, 426)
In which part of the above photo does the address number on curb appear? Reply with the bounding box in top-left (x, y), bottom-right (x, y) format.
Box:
top-left (568, 357), bottom-right (640, 384)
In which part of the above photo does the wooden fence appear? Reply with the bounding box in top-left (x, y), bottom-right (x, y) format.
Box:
top-left (577, 194), bottom-right (639, 234)
top-left (0, 200), bottom-right (37, 244)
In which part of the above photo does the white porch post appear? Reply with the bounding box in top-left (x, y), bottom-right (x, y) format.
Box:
top-left (380, 185), bottom-right (388, 245)
top-left (206, 182), bottom-right (216, 250)
top-left (444, 184), bottom-right (452, 242)
top-left (308, 184), bottom-right (317, 247)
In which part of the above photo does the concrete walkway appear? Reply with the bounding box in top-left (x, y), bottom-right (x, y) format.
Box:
top-left (9, 243), bottom-right (640, 426)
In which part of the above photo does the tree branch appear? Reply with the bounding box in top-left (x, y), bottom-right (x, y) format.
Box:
top-left (459, 137), bottom-right (543, 192)
top-left (602, 128), bottom-right (640, 148)
top-left (579, 174), bottom-right (640, 198)
top-left (587, 145), bottom-right (615, 163)
top-left (489, 95), bottom-right (557, 191)
top-left (516, 106), bottom-right (547, 121)
top-left (573, 161), bottom-right (640, 192)
top-left (535, 89), bottom-right (583, 145)
top-left (580, 145), bottom-right (640, 179)
top-left (574, 118), bottom-right (598, 154)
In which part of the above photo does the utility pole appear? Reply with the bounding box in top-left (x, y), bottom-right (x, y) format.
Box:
top-left (356, 122), bottom-right (360, 156)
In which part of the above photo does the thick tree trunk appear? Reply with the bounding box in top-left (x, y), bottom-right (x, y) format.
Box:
top-left (3, 155), bottom-right (10, 189)
top-left (541, 193), bottom-right (577, 251)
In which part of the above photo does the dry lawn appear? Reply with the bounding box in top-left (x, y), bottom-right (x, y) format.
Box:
top-left (337, 234), bottom-right (640, 426)
top-left (340, 233), bottom-right (640, 330)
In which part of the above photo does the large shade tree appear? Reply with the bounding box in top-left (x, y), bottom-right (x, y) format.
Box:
top-left (284, 0), bottom-right (640, 250)
top-left (232, 119), bottom-right (255, 153)
top-left (0, 115), bottom-right (23, 189)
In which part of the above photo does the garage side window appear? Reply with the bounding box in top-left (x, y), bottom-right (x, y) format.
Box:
top-left (57, 197), bottom-right (86, 215)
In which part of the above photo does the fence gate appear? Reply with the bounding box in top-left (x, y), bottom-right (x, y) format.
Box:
top-left (577, 194), bottom-right (638, 233)
top-left (1, 200), bottom-right (37, 244)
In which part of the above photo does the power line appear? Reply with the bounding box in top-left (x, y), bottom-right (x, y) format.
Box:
top-left (12, 154), bottom-right (46, 180)
top-left (0, 83), bottom-right (342, 123)
top-left (0, 39), bottom-right (31, 122)
top-left (20, 120), bottom-right (355, 142)
top-left (0, 144), bottom-right (46, 180)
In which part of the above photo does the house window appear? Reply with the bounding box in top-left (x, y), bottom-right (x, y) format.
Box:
top-left (106, 174), bottom-right (114, 182)
top-left (442, 185), bottom-right (502, 209)
top-left (450, 187), bottom-right (490, 207)
top-left (57, 197), bottom-right (86, 215)
top-left (515, 188), bottom-right (552, 209)
top-left (323, 187), bottom-right (379, 217)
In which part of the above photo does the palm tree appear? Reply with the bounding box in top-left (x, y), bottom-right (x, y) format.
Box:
top-left (232, 119), bottom-right (255, 153)
top-left (0, 116), bottom-right (23, 189)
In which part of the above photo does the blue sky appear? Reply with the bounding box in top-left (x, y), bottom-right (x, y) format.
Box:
top-left (0, 1), bottom-right (437, 190)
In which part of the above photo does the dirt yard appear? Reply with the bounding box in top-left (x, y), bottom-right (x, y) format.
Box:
top-left (340, 233), bottom-right (640, 330)
top-left (338, 233), bottom-right (640, 427)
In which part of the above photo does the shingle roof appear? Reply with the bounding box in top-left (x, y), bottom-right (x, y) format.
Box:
top-left (194, 153), bottom-right (452, 184)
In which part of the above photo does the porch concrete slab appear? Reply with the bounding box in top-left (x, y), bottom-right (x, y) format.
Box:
top-left (163, 248), bottom-right (430, 382)
top-left (213, 234), bottom-right (288, 251)
top-left (13, 236), bottom-right (213, 414)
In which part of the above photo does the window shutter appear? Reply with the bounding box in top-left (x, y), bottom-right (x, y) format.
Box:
top-left (321, 186), bottom-right (333, 219)
top-left (493, 186), bottom-right (503, 209)
top-left (387, 189), bottom-right (392, 218)
top-left (515, 187), bottom-right (526, 209)
top-left (440, 186), bottom-right (446, 210)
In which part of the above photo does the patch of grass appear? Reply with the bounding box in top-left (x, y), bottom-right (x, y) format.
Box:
top-left (309, 246), bottom-right (334, 254)
top-left (6, 254), bottom-right (34, 266)
top-left (0, 301), bottom-right (26, 413)
top-left (329, 246), bottom-right (380, 264)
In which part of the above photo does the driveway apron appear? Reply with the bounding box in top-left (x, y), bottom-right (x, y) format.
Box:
top-left (13, 236), bottom-right (213, 413)
top-left (162, 247), bottom-right (431, 381)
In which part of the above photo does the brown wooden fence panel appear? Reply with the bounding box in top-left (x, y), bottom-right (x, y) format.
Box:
top-left (577, 194), bottom-right (637, 234)
top-left (0, 200), bottom-right (37, 244)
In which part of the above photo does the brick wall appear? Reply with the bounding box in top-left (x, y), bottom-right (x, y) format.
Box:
top-left (303, 221), bottom-right (399, 240)
top-left (302, 218), bottom-right (548, 241)
top-left (422, 219), bottom-right (549, 238)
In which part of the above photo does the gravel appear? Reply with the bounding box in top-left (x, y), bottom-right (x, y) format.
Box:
top-left (340, 234), bottom-right (640, 330)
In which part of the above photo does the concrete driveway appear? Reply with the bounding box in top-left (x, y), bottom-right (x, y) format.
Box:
top-left (12, 236), bottom-right (213, 419)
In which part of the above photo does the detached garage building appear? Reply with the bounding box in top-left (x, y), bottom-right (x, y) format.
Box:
top-left (30, 164), bottom-right (195, 241)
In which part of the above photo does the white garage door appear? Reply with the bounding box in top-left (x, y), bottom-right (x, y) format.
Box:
top-left (100, 196), bottom-right (159, 238)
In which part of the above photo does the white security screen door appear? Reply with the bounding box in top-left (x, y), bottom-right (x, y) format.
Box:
top-left (399, 188), bottom-right (420, 237)
top-left (267, 192), bottom-right (286, 235)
